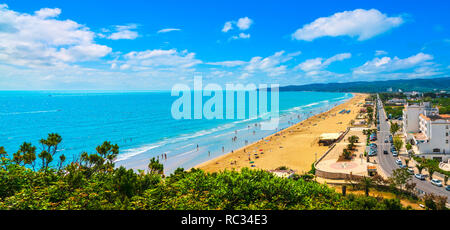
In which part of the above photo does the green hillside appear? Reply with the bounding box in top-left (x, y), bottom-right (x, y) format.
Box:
top-left (280, 77), bottom-right (450, 93)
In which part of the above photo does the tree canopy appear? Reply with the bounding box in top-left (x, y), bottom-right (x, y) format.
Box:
top-left (0, 134), bottom-right (407, 210)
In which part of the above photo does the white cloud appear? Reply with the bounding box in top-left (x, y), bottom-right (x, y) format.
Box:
top-left (244, 50), bottom-right (299, 77)
top-left (353, 52), bottom-right (434, 74)
top-left (108, 30), bottom-right (138, 40)
top-left (206, 60), bottom-right (247, 67)
top-left (375, 50), bottom-right (388, 56)
top-left (222, 17), bottom-right (253, 33)
top-left (0, 5), bottom-right (111, 67)
top-left (157, 28), bottom-right (181, 33)
top-left (231, 33), bottom-right (251, 40)
top-left (292, 9), bottom-right (404, 41)
top-left (296, 53), bottom-right (351, 72)
top-left (116, 49), bottom-right (202, 71)
top-left (34, 8), bottom-right (61, 18)
top-left (237, 17), bottom-right (253, 30)
top-left (222, 21), bottom-right (233, 32)
top-left (107, 24), bottom-right (139, 40)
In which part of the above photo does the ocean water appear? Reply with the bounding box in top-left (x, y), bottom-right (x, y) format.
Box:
top-left (0, 90), bottom-right (352, 173)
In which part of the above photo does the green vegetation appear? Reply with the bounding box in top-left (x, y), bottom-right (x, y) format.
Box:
top-left (431, 97), bottom-right (450, 114)
top-left (385, 106), bottom-right (403, 119)
top-left (379, 93), bottom-right (406, 102)
top-left (423, 193), bottom-right (448, 210)
top-left (347, 174), bottom-right (419, 207)
top-left (341, 135), bottom-right (359, 160)
top-left (414, 157), bottom-right (450, 181)
top-left (393, 136), bottom-right (403, 153)
top-left (389, 168), bottom-right (412, 191)
top-left (279, 77), bottom-right (450, 93)
top-left (0, 134), bottom-right (410, 210)
top-left (365, 104), bottom-right (374, 125)
top-left (363, 129), bottom-right (377, 145)
top-left (390, 122), bottom-right (401, 135)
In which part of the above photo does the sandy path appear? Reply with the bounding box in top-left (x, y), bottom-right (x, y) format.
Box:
top-left (195, 93), bottom-right (368, 174)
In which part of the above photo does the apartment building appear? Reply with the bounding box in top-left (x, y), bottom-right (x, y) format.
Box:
top-left (403, 102), bottom-right (450, 161)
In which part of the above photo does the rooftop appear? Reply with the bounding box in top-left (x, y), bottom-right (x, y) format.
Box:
top-left (319, 133), bottom-right (343, 140)
top-left (420, 113), bottom-right (450, 122)
top-left (412, 132), bottom-right (428, 141)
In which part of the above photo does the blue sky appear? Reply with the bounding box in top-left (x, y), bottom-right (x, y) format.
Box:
top-left (0, 0), bottom-right (449, 90)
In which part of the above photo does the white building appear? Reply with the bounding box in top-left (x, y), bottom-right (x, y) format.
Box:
top-left (403, 102), bottom-right (450, 161)
top-left (402, 102), bottom-right (438, 134)
top-left (386, 98), bottom-right (406, 105)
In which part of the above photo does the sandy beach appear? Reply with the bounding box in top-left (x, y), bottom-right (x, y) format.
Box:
top-left (195, 93), bottom-right (368, 174)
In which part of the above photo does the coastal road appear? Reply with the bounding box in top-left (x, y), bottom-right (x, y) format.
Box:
top-left (375, 95), bottom-right (450, 203)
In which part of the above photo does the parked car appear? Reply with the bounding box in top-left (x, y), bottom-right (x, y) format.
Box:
top-left (407, 168), bottom-right (414, 174)
top-left (431, 179), bottom-right (443, 187)
top-left (415, 174), bottom-right (425, 180)
top-left (392, 151), bottom-right (398, 157)
top-left (446, 185), bottom-right (450, 191)
top-left (395, 159), bottom-right (402, 165)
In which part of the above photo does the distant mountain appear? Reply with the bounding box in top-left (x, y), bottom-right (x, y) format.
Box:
top-left (280, 77), bottom-right (450, 93)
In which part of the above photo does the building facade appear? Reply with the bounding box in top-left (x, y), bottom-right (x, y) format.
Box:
top-left (403, 102), bottom-right (450, 161)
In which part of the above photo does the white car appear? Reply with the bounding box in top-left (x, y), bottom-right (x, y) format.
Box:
top-left (415, 174), bottom-right (425, 180)
top-left (395, 159), bottom-right (402, 165)
top-left (407, 168), bottom-right (414, 174)
top-left (431, 179), bottom-right (443, 187)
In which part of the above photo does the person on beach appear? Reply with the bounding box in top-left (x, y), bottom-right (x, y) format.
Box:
top-left (208, 151), bottom-right (210, 157)
top-left (222, 146), bottom-right (224, 153)
top-left (196, 144), bottom-right (199, 151)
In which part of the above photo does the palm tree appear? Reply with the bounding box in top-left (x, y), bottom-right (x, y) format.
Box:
top-left (416, 164), bottom-right (424, 174)
top-left (148, 157), bottom-right (164, 175)
top-left (428, 168), bottom-right (435, 180)
top-left (343, 149), bottom-right (352, 160)
top-left (359, 176), bottom-right (373, 197)
top-left (444, 175), bottom-right (448, 186)
top-left (404, 159), bottom-right (409, 167)
top-left (390, 122), bottom-right (400, 135)
top-left (348, 135), bottom-right (359, 144)
top-left (406, 143), bottom-right (412, 151)
top-left (393, 137), bottom-right (403, 154)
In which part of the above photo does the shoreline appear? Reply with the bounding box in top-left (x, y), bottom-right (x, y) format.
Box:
top-left (194, 93), bottom-right (367, 174)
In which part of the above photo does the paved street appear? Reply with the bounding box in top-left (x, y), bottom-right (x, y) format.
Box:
top-left (375, 95), bottom-right (450, 203)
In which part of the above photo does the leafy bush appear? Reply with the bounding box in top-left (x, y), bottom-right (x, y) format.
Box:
top-left (0, 134), bottom-right (407, 210)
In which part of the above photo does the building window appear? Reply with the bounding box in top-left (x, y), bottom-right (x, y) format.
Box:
top-left (433, 148), bottom-right (440, 153)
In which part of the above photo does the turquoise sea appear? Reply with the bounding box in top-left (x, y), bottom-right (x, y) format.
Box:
top-left (0, 91), bottom-right (352, 173)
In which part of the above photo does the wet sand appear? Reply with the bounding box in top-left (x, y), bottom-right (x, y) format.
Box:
top-left (194, 93), bottom-right (368, 174)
